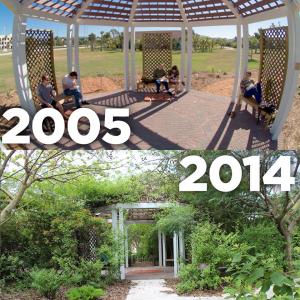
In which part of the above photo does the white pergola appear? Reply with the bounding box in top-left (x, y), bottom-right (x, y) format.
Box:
top-left (2, 0), bottom-right (300, 140)
top-left (105, 202), bottom-right (185, 279)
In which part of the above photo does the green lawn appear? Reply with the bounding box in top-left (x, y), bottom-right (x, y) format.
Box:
top-left (0, 48), bottom-right (259, 94)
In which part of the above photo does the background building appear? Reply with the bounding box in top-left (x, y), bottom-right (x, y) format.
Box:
top-left (0, 34), bottom-right (12, 51)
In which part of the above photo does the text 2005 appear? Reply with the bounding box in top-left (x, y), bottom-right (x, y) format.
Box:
top-left (1, 108), bottom-right (131, 145)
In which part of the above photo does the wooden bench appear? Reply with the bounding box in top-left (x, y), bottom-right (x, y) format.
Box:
top-left (238, 95), bottom-right (277, 127)
top-left (137, 79), bottom-right (182, 94)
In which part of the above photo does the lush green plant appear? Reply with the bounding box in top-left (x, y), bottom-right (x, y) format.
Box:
top-left (30, 268), bottom-right (64, 300)
top-left (238, 222), bottom-right (285, 268)
top-left (225, 247), bottom-right (300, 299)
top-left (176, 264), bottom-right (223, 294)
top-left (66, 285), bottom-right (105, 300)
top-left (0, 254), bottom-right (26, 286)
top-left (190, 222), bottom-right (237, 267)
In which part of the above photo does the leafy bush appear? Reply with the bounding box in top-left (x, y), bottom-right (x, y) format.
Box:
top-left (59, 259), bottom-right (104, 287)
top-left (190, 222), bottom-right (237, 267)
top-left (176, 264), bottom-right (222, 294)
top-left (225, 247), bottom-right (300, 299)
top-left (0, 254), bottom-right (26, 286)
top-left (238, 222), bottom-right (285, 268)
top-left (30, 268), bottom-right (64, 300)
top-left (66, 285), bottom-right (105, 300)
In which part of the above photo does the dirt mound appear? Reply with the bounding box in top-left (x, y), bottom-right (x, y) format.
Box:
top-left (81, 76), bottom-right (121, 94)
top-left (201, 78), bottom-right (234, 97)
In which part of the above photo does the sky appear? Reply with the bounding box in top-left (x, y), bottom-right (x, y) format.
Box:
top-left (0, 2), bottom-right (287, 38)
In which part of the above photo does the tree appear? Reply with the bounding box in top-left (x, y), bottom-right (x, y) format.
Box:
top-left (0, 150), bottom-right (123, 227)
top-left (249, 36), bottom-right (259, 60)
top-left (88, 33), bottom-right (96, 51)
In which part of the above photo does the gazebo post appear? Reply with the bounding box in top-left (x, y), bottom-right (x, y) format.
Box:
top-left (158, 230), bottom-right (162, 267)
top-left (173, 231), bottom-right (179, 277)
top-left (231, 23), bottom-right (242, 103)
top-left (241, 23), bottom-right (249, 80)
top-left (180, 26), bottom-right (186, 85)
top-left (125, 225), bottom-right (129, 268)
top-left (162, 233), bottom-right (166, 267)
top-left (112, 209), bottom-right (118, 234)
top-left (119, 208), bottom-right (125, 279)
top-left (67, 24), bottom-right (74, 73)
top-left (179, 230), bottom-right (185, 261)
top-left (12, 14), bottom-right (36, 115)
top-left (186, 25), bottom-right (193, 91)
top-left (271, 3), bottom-right (300, 140)
top-left (74, 23), bottom-right (81, 90)
top-left (130, 25), bottom-right (136, 91)
top-left (123, 25), bottom-right (130, 91)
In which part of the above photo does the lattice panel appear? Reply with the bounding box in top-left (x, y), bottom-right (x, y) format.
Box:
top-left (259, 26), bottom-right (288, 109)
top-left (26, 29), bottom-right (57, 106)
top-left (76, 228), bottom-right (98, 261)
top-left (142, 32), bottom-right (172, 81)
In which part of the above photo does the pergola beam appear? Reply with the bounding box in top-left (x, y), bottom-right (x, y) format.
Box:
top-left (129, 0), bottom-right (139, 23)
top-left (21, 0), bottom-right (35, 9)
top-left (73, 0), bottom-right (93, 21)
top-left (176, 0), bottom-right (188, 24)
top-left (221, 0), bottom-right (241, 19)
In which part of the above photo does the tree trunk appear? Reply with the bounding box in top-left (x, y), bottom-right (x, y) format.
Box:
top-left (278, 222), bottom-right (293, 271)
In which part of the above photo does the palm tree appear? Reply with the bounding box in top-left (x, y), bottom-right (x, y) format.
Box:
top-left (88, 33), bottom-right (96, 51)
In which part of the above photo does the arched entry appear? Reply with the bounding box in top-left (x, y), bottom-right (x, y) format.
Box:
top-left (98, 202), bottom-right (185, 279)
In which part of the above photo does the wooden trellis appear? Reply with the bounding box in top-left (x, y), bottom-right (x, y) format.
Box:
top-left (76, 228), bottom-right (97, 261)
top-left (142, 32), bottom-right (172, 81)
top-left (25, 29), bottom-right (57, 106)
top-left (259, 26), bottom-right (288, 109)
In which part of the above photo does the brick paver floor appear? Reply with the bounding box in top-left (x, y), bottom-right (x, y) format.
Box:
top-left (19, 89), bottom-right (281, 150)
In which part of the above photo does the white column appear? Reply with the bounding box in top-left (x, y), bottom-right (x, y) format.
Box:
top-left (158, 230), bottom-right (162, 267)
top-left (125, 226), bottom-right (129, 268)
top-left (119, 208), bottom-right (125, 280)
top-left (186, 25), bottom-right (193, 91)
top-left (12, 14), bottom-right (36, 115)
top-left (271, 3), bottom-right (300, 140)
top-left (179, 230), bottom-right (185, 261)
top-left (162, 233), bottom-right (167, 267)
top-left (232, 23), bottom-right (242, 103)
top-left (173, 231), bottom-right (179, 277)
top-left (130, 25), bottom-right (136, 91)
top-left (241, 23), bottom-right (249, 80)
top-left (74, 24), bottom-right (81, 90)
top-left (180, 26), bottom-right (186, 84)
top-left (123, 26), bottom-right (130, 91)
top-left (67, 24), bottom-right (74, 73)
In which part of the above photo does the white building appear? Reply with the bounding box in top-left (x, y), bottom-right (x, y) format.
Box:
top-left (0, 34), bottom-right (12, 51)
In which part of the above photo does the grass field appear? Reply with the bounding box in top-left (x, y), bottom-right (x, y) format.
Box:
top-left (0, 48), bottom-right (259, 94)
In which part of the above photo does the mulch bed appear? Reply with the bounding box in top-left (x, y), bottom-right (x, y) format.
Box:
top-left (165, 278), bottom-right (224, 297)
top-left (0, 281), bottom-right (132, 300)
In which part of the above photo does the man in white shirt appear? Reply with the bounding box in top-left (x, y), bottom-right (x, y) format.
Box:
top-left (62, 71), bottom-right (88, 108)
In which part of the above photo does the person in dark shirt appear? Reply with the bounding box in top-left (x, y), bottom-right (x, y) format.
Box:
top-left (153, 64), bottom-right (172, 96)
top-left (168, 65), bottom-right (180, 91)
top-left (240, 71), bottom-right (263, 104)
top-left (36, 74), bottom-right (68, 119)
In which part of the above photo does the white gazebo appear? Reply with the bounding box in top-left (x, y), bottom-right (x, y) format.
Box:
top-left (99, 202), bottom-right (185, 279)
top-left (2, 0), bottom-right (300, 140)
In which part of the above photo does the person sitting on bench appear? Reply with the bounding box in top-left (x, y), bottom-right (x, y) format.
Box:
top-left (168, 65), bottom-right (180, 91)
top-left (240, 71), bottom-right (263, 105)
top-left (153, 64), bottom-right (173, 96)
top-left (37, 74), bottom-right (68, 119)
top-left (62, 71), bottom-right (88, 109)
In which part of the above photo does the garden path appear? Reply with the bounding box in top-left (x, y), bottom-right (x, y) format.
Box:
top-left (125, 279), bottom-right (225, 300)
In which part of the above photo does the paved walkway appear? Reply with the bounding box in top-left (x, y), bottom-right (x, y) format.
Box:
top-left (126, 266), bottom-right (174, 280)
top-left (9, 89), bottom-right (280, 150)
top-left (126, 279), bottom-right (225, 300)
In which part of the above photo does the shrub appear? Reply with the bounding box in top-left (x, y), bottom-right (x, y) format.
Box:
top-left (176, 264), bottom-right (222, 294)
top-left (190, 222), bottom-right (236, 267)
top-left (0, 254), bottom-right (26, 286)
top-left (225, 248), bottom-right (300, 299)
top-left (30, 268), bottom-right (64, 300)
top-left (66, 285), bottom-right (105, 300)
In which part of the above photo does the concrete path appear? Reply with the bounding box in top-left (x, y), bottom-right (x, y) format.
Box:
top-left (126, 279), bottom-right (225, 300)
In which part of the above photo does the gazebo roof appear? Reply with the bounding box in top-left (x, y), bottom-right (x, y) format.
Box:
top-left (18, 0), bottom-right (286, 24)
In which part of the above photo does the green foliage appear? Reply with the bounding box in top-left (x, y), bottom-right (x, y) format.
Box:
top-left (238, 222), bottom-right (285, 268)
top-left (30, 268), bottom-right (64, 300)
top-left (176, 264), bottom-right (222, 294)
top-left (155, 205), bottom-right (195, 234)
top-left (225, 247), bottom-right (300, 299)
top-left (66, 285), bottom-right (105, 300)
top-left (0, 254), bottom-right (26, 286)
top-left (190, 222), bottom-right (237, 267)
